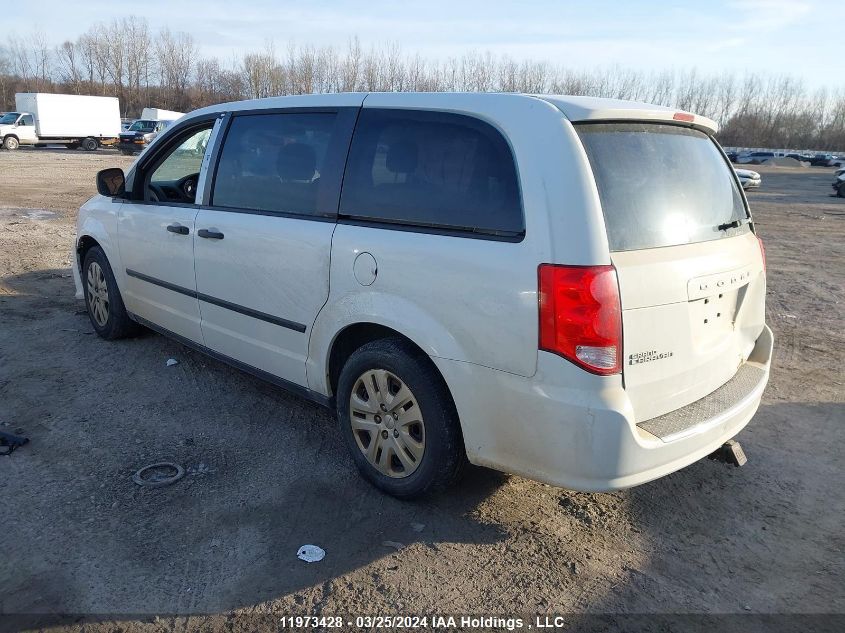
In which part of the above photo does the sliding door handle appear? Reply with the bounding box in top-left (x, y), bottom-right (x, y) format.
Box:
top-left (166, 223), bottom-right (189, 235)
top-left (198, 229), bottom-right (224, 240)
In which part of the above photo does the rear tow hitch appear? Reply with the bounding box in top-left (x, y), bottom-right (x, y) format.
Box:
top-left (708, 439), bottom-right (747, 467)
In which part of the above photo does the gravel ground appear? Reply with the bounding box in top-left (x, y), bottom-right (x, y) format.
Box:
top-left (0, 149), bottom-right (843, 632)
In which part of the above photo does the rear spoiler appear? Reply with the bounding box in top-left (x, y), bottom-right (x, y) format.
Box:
top-left (536, 96), bottom-right (718, 135)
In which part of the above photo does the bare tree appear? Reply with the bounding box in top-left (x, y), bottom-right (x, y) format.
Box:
top-left (55, 41), bottom-right (83, 94)
top-left (155, 28), bottom-right (197, 109)
top-left (30, 30), bottom-right (52, 91)
top-left (7, 35), bottom-right (34, 89)
top-left (2, 21), bottom-right (845, 150)
top-left (123, 17), bottom-right (152, 113)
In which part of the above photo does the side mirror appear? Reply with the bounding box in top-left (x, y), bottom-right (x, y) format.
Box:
top-left (96, 168), bottom-right (126, 198)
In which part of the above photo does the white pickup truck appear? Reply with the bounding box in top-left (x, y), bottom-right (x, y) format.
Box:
top-left (0, 93), bottom-right (121, 151)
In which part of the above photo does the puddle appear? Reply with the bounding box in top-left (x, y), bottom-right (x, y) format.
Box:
top-left (0, 208), bottom-right (59, 221)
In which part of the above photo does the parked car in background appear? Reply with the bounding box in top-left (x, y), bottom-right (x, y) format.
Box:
top-left (784, 153), bottom-right (811, 164)
top-left (74, 93), bottom-right (772, 498)
top-left (833, 169), bottom-right (845, 198)
top-left (0, 93), bottom-right (120, 150)
top-left (829, 156), bottom-right (845, 168)
top-left (736, 151), bottom-right (775, 164)
top-left (735, 168), bottom-right (762, 190)
top-left (809, 153), bottom-right (834, 166)
top-left (118, 119), bottom-right (174, 155)
top-left (118, 107), bottom-right (183, 154)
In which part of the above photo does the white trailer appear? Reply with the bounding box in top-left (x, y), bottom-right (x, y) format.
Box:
top-left (0, 93), bottom-right (121, 151)
top-left (140, 107), bottom-right (183, 121)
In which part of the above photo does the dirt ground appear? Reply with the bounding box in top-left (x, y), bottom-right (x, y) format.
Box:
top-left (0, 150), bottom-right (843, 632)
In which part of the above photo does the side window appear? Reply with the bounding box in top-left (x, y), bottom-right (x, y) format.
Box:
top-left (340, 109), bottom-right (523, 235)
top-left (211, 112), bottom-right (341, 217)
top-left (146, 125), bottom-right (213, 204)
top-left (20, 115), bottom-right (34, 126)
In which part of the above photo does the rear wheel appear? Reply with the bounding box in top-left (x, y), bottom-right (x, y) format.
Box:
top-left (82, 246), bottom-right (137, 339)
top-left (82, 137), bottom-right (99, 151)
top-left (336, 337), bottom-right (466, 498)
top-left (838, 182), bottom-right (845, 198)
top-left (2, 136), bottom-right (19, 150)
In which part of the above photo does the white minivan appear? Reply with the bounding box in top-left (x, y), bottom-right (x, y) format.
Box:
top-left (74, 93), bottom-right (773, 498)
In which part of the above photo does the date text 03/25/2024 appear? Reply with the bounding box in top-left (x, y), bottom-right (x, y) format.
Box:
top-left (278, 615), bottom-right (582, 630)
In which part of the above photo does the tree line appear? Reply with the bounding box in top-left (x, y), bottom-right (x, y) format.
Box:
top-left (2, 17), bottom-right (844, 151)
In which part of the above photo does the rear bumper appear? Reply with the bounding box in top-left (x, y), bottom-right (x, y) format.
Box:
top-left (434, 324), bottom-right (773, 491)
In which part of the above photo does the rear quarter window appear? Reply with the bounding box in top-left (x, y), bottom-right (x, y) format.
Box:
top-left (340, 109), bottom-right (524, 237)
top-left (577, 123), bottom-right (748, 252)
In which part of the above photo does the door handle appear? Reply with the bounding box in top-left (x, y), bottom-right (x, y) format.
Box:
top-left (198, 229), bottom-right (224, 240)
top-left (166, 223), bottom-right (189, 235)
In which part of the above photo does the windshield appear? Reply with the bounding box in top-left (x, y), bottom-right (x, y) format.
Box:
top-left (577, 123), bottom-right (748, 252)
top-left (128, 120), bottom-right (156, 132)
top-left (0, 113), bottom-right (20, 125)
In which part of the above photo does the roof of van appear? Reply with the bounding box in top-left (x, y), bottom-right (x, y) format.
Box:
top-left (189, 92), bottom-right (718, 134)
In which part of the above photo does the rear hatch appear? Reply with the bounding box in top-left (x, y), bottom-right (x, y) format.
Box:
top-left (576, 123), bottom-right (766, 422)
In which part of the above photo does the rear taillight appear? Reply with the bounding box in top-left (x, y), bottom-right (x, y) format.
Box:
top-left (538, 264), bottom-right (622, 375)
top-left (757, 236), bottom-right (766, 272)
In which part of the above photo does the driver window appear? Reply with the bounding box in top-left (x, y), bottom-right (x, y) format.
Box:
top-left (147, 126), bottom-right (212, 203)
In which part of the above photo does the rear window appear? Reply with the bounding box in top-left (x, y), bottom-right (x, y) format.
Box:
top-left (340, 109), bottom-right (523, 236)
top-left (577, 123), bottom-right (748, 252)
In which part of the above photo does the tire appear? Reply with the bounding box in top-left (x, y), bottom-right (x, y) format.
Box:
top-left (336, 337), bottom-right (466, 498)
top-left (65, 143), bottom-right (80, 150)
top-left (82, 246), bottom-right (137, 339)
top-left (838, 182), bottom-right (845, 199)
top-left (82, 137), bottom-right (99, 151)
top-left (2, 136), bottom-right (19, 150)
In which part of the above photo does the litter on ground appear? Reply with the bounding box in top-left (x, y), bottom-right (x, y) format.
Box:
top-left (297, 544), bottom-right (325, 563)
top-left (132, 462), bottom-right (185, 488)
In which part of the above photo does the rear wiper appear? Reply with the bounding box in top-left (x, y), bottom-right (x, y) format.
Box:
top-left (717, 218), bottom-right (750, 231)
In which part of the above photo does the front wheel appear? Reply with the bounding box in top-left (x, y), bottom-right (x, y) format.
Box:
top-left (2, 136), bottom-right (19, 150)
top-left (82, 246), bottom-right (137, 339)
top-left (336, 338), bottom-right (466, 498)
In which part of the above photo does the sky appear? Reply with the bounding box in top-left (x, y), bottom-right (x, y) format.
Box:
top-left (4, 0), bottom-right (839, 89)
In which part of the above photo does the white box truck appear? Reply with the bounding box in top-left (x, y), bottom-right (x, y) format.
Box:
top-left (0, 93), bottom-right (121, 151)
top-left (140, 107), bottom-right (183, 121)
